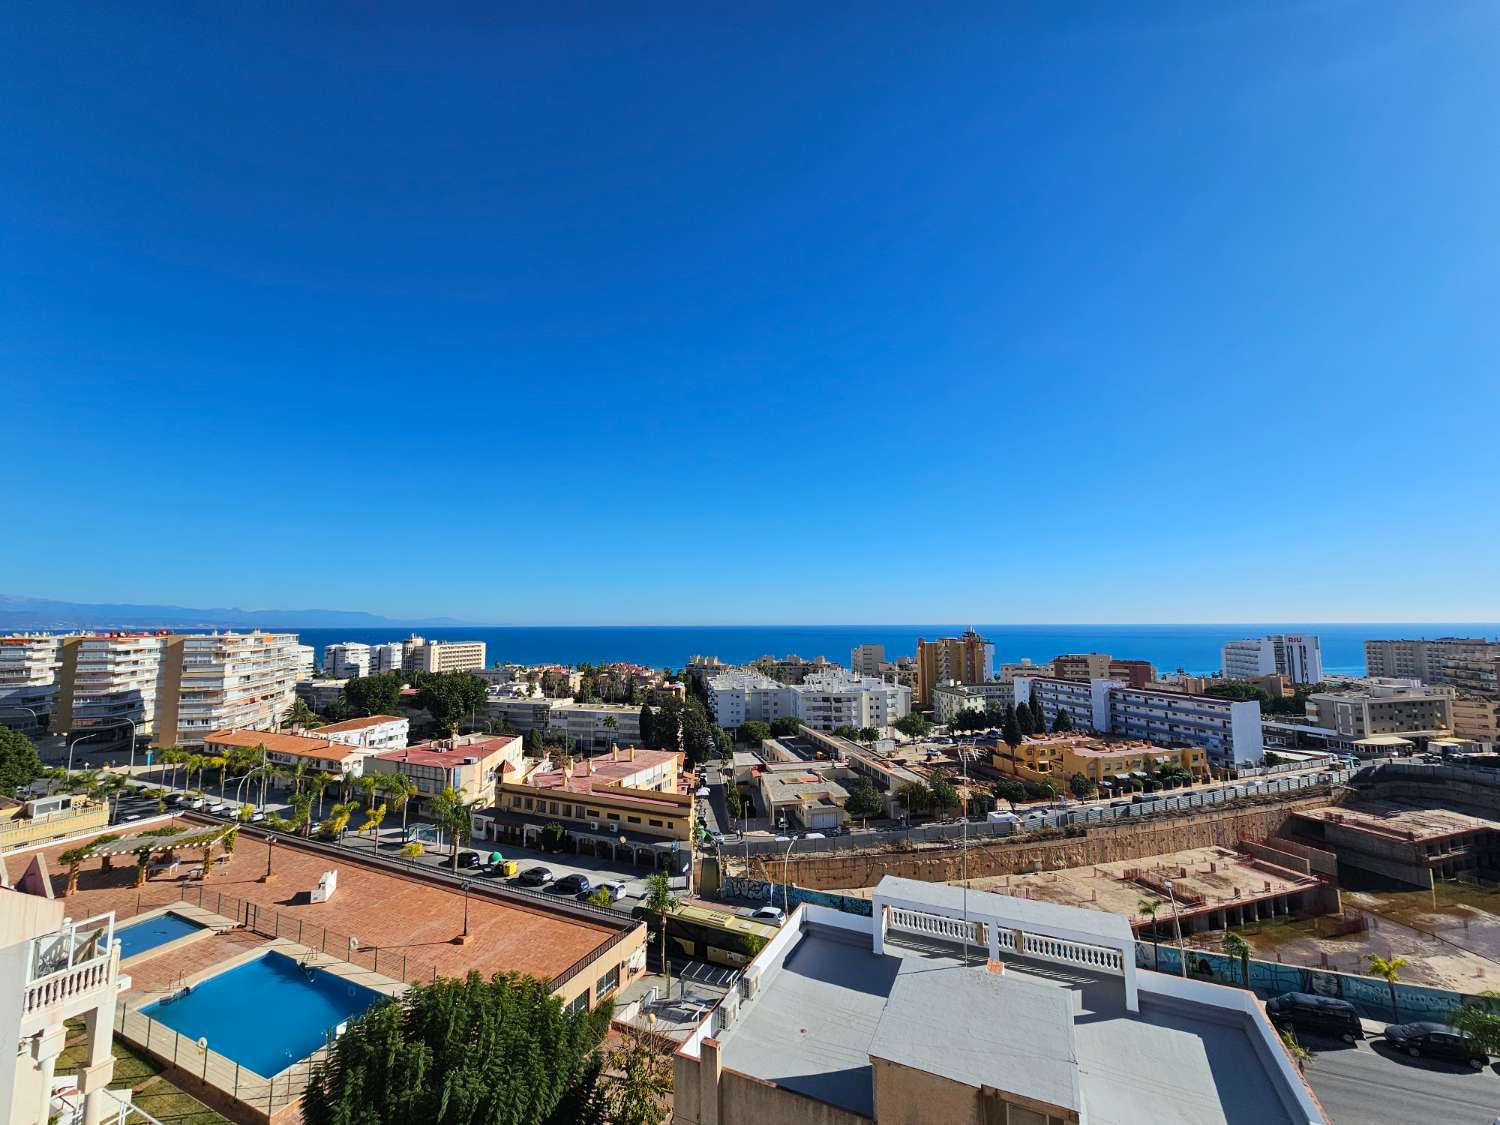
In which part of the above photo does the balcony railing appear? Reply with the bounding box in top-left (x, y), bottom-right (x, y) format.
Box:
top-left (24, 913), bottom-right (119, 1019)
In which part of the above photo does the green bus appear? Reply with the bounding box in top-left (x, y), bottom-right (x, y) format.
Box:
top-left (634, 903), bottom-right (779, 969)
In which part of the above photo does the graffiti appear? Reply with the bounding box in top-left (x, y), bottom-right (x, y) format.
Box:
top-left (722, 875), bottom-right (874, 916)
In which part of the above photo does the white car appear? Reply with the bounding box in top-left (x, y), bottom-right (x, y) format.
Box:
top-left (594, 880), bottom-right (628, 904)
top-left (751, 906), bottom-right (786, 926)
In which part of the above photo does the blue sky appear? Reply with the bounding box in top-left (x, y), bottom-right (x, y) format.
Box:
top-left (4, 3), bottom-right (1498, 625)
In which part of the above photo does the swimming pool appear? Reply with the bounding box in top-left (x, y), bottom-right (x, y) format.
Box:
top-left (117, 912), bottom-right (204, 960)
top-left (140, 952), bottom-right (386, 1076)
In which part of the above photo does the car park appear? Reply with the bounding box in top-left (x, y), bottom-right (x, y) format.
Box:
top-left (1265, 993), bottom-right (1365, 1043)
top-left (517, 866), bottom-right (554, 886)
top-left (1382, 1022), bottom-right (1489, 1067)
top-left (553, 873), bottom-right (592, 896)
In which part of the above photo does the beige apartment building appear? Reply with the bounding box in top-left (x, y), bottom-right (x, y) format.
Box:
top-left (401, 635), bottom-right (487, 674)
top-left (1306, 681), bottom-right (1454, 739)
top-left (914, 630), bottom-right (993, 707)
top-left (1451, 695), bottom-right (1500, 749)
top-left (1051, 653), bottom-right (1157, 689)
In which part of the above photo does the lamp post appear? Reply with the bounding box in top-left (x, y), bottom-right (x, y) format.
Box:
top-left (459, 880), bottom-right (474, 944)
top-left (1163, 879), bottom-right (1188, 978)
top-left (781, 834), bottom-right (797, 916)
top-left (260, 836), bottom-right (276, 884)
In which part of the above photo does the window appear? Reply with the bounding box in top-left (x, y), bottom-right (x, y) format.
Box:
top-left (649, 819), bottom-right (663, 828)
top-left (523, 797), bottom-right (534, 810)
top-left (594, 964), bottom-right (620, 1001)
top-left (607, 812), bottom-right (620, 821)
top-left (627, 816), bottom-right (641, 824)
top-left (565, 991), bottom-right (589, 1015)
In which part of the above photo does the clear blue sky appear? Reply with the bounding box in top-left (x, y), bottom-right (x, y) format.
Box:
top-left (4, 3), bottom-right (1498, 625)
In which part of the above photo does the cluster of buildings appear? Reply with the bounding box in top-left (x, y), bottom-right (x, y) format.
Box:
top-left (706, 668), bottom-right (912, 733)
top-left (321, 635), bottom-right (487, 678)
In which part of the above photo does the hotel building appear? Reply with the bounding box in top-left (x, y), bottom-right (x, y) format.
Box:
top-left (1221, 634), bottom-right (1323, 685)
top-left (401, 636), bottom-right (487, 675)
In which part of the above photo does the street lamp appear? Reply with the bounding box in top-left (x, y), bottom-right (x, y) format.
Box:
top-left (1163, 879), bottom-right (1188, 978)
top-left (260, 836), bottom-right (276, 883)
top-left (461, 880), bottom-right (474, 943)
top-left (781, 834), bottom-right (797, 916)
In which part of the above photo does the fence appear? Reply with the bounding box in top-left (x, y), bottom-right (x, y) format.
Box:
top-left (722, 769), bottom-right (1356, 858)
top-left (114, 1003), bottom-right (319, 1118)
top-left (1136, 942), bottom-right (1499, 1025)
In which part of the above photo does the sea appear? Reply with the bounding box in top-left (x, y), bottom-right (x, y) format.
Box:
top-left (289, 624), bottom-right (1500, 678)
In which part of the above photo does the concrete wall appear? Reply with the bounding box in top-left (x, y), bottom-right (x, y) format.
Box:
top-left (752, 795), bottom-right (1335, 891)
top-left (672, 1055), bottom-right (873, 1125)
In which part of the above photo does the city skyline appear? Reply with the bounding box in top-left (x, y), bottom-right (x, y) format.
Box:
top-left (7, 4), bottom-right (1499, 623)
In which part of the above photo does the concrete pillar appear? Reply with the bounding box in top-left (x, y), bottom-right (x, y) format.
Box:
top-left (700, 1037), bottom-right (723, 1125)
top-left (78, 1000), bottom-right (117, 1125)
top-left (987, 922), bottom-right (1000, 962)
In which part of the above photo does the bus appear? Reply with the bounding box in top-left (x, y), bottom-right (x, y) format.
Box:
top-left (633, 903), bottom-right (780, 969)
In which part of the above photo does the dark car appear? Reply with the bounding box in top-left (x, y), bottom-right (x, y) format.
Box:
top-left (554, 874), bottom-right (592, 896)
top-left (456, 850), bottom-right (482, 869)
top-left (1383, 1022), bottom-right (1489, 1067)
top-left (1266, 993), bottom-right (1365, 1044)
top-left (517, 866), bottom-right (554, 886)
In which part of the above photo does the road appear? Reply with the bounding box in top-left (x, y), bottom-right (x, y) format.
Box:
top-left (1302, 1032), bottom-right (1500, 1124)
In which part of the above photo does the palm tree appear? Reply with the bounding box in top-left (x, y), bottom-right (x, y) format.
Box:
top-left (643, 872), bottom-right (681, 999)
top-left (381, 774), bottom-right (421, 841)
top-left (286, 760), bottom-right (308, 798)
top-left (1139, 899), bottom-right (1163, 970)
top-left (284, 697), bottom-right (318, 731)
top-left (208, 754), bottom-right (230, 801)
top-left (1221, 932), bottom-right (1252, 988)
top-left (1367, 953), bottom-right (1408, 1023)
top-left (60, 846), bottom-right (92, 896)
top-left (311, 771), bottom-right (335, 820)
top-left (323, 800), bottom-right (357, 841)
top-left (361, 802), bottom-right (388, 841)
top-left (353, 773), bottom-right (379, 809)
top-left (290, 793), bottom-right (315, 837)
top-left (429, 786), bottom-right (479, 872)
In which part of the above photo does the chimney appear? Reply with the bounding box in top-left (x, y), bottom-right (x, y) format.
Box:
top-left (630, 745), bottom-right (636, 762)
top-left (612, 745), bottom-right (619, 762)
top-left (986, 960), bottom-right (1006, 975)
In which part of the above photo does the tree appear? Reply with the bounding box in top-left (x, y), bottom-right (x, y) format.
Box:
top-left (845, 779), bottom-right (884, 819)
top-left (0, 728), bottom-right (43, 794)
top-left (1016, 702), bottom-right (1036, 737)
top-left (524, 729), bottom-right (545, 758)
top-left (897, 781), bottom-right (933, 818)
top-left (379, 773), bottom-right (421, 841)
top-left (1367, 953), bottom-right (1408, 1022)
top-left (680, 698), bottom-right (715, 764)
top-left (1029, 700), bottom-right (1048, 734)
top-left (1001, 706), bottom-right (1023, 749)
top-left (302, 971), bottom-right (609, 1125)
top-left (768, 717), bottom-right (803, 738)
top-left (724, 783), bottom-right (742, 819)
top-left (652, 696), bottom-right (682, 750)
top-left (602, 1027), bottom-right (673, 1125)
top-left (284, 696), bottom-right (319, 730)
top-left (737, 721), bottom-right (771, 746)
top-left (858, 726), bottom-right (879, 742)
top-left (928, 770), bottom-right (960, 815)
top-left (414, 672), bottom-right (489, 733)
top-left (1449, 992), bottom-right (1500, 1054)
top-left (540, 822), bottom-right (568, 853)
top-left (892, 714), bottom-right (932, 739)
top-left (1067, 772), bottom-right (1094, 799)
top-left (833, 725), bottom-right (860, 741)
top-left (429, 786), bottom-right (480, 872)
top-left (1139, 899), bottom-right (1163, 970)
top-left (642, 873), bottom-right (680, 999)
top-left (637, 705), bottom-right (655, 750)
top-left (362, 802), bottom-right (388, 840)
top-left (1221, 932), bottom-right (1252, 988)
top-left (343, 672), bottom-right (403, 717)
top-left (60, 845), bottom-right (93, 896)
top-left (1051, 709), bottom-right (1074, 733)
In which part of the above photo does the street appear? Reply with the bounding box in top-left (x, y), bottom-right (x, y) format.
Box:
top-left (1301, 1031), bottom-right (1500, 1124)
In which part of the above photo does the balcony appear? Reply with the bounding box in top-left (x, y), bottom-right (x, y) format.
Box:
top-left (21, 913), bottom-right (121, 1033)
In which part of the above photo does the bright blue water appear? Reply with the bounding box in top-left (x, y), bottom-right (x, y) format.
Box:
top-left (291, 623), bottom-right (1500, 677)
top-left (117, 912), bottom-right (203, 960)
top-left (141, 951), bottom-right (384, 1077)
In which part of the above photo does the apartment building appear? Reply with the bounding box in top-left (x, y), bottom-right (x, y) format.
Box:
top-left (850, 643), bottom-right (884, 678)
top-left (322, 642), bottom-right (371, 679)
top-left (487, 696), bottom-right (559, 733)
top-left (1365, 636), bottom-right (1500, 686)
top-left (754, 762), bottom-right (849, 830)
top-left (294, 643), bottom-right (315, 681)
top-left (204, 728), bottom-right (365, 778)
top-left (366, 733), bottom-right (523, 806)
top-left (1015, 676), bottom-right (1264, 765)
top-left (1222, 634), bottom-right (1323, 685)
top-left (932, 681), bottom-right (1015, 724)
top-left (0, 890), bottom-right (124, 1125)
top-left (156, 631), bottom-right (304, 747)
top-left (401, 635), bottom-right (486, 674)
top-left (50, 633), bottom-right (167, 739)
top-left (914, 630), bottom-right (993, 707)
top-left (546, 701), bottom-right (644, 752)
top-left (311, 714), bottom-right (409, 752)
top-left (1451, 695), bottom-right (1500, 750)
top-left (673, 876), bottom-right (1324, 1125)
top-left (706, 669), bottom-right (911, 733)
top-left (476, 746), bottom-right (692, 863)
top-left (991, 732), bottom-right (1209, 787)
top-left (1305, 680), bottom-right (1454, 739)
top-left (370, 642), bottom-right (403, 675)
top-left (1052, 652), bottom-right (1157, 689)
top-left (295, 678), bottom-right (348, 715)
top-left (0, 636), bottom-right (64, 734)
top-left (752, 653), bottom-right (836, 685)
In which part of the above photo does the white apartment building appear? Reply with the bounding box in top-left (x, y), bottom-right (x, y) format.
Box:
top-left (487, 696), bottom-right (558, 732)
top-left (52, 634), bottom-right (167, 738)
top-left (371, 642), bottom-right (403, 675)
top-left (0, 636), bottom-right (65, 734)
top-left (932, 681), bottom-right (1015, 724)
top-left (294, 643), bottom-right (315, 681)
top-left (0, 889), bottom-right (124, 1125)
top-left (162, 631), bottom-right (303, 746)
top-left (401, 635), bottom-right (487, 675)
top-left (850, 643), bottom-right (885, 678)
top-left (323, 642), bottom-right (372, 679)
top-left (1015, 676), bottom-right (1264, 766)
top-left (1221, 634), bottom-right (1323, 684)
top-left (706, 669), bottom-right (911, 733)
top-left (546, 702), bottom-right (644, 752)
top-left (310, 713), bottom-right (410, 753)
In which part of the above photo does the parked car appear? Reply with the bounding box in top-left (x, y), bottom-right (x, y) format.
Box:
top-left (518, 866), bottom-right (554, 886)
top-left (802, 832), bottom-right (826, 840)
top-left (593, 880), bottom-right (627, 903)
top-left (1265, 993), bottom-right (1365, 1043)
top-left (1382, 1022), bottom-right (1489, 1067)
top-left (751, 906), bottom-right (786, 926)
top-left (456, 850), bottom-right (482, 869)
top-left (554, 873), bottom-right (592, 896)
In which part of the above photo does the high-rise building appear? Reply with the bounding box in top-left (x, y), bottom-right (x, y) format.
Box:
top-left (371, 642), bottom-right (404, 675)
top-left (323, 642), bottom-right (372, 679)
top-left (850, 643), bottom-right (885, 678)
top-left (47, 631), bottom-right (303, 747)
top-left (914, 630), bottom-right (993, 707)
top-left (401, 635), bottom-right (487, 674)
top-left (0, 635), bottom-right (65, 733)
top-left (1051, 652), bottom-right (1157, 689)
top-left (294, 643), bottom-right (315, 681)
top-left (1221, 634), bottom-right (1322, 684)
top-left (1365, 637), bottom-right (1500, 686)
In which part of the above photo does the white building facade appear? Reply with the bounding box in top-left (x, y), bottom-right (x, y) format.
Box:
top-left (323, 643), bottom-right (372, 679)
top-left (707, 669), bottom-right (911, 733)
top-left (0, 636), bottom-right (65, 734)
top-left (1221, 634), bottom-right (1323, 684)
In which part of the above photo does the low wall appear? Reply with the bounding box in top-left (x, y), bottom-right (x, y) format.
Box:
top-left (754, 794), bottom-right (1335, 891)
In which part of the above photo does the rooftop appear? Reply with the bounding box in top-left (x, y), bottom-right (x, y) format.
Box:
top-left (1296, 799), bottom-right (1500, 842)
top-left (203, 729), bottom-right (356, 759)
top-left (311, 714), bottom-right (407, 733)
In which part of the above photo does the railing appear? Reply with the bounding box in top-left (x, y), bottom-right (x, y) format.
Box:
top-left (1018, 933), bottom-right (1124, 974)
top-left (24, 951), bottom-right (117, 1017)
top-left (55, 1086), bottom-right (166, 1125)
top-left (549, 924), bottom-right (639, 992)
top-left (887, 906), bottom-right (979, 944)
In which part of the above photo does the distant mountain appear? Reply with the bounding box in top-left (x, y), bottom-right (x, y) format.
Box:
top-left (0, 594), bottom-right (474, 631)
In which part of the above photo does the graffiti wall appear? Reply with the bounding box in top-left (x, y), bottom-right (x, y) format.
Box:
top-left (721, 875), bottom-right (873, 916)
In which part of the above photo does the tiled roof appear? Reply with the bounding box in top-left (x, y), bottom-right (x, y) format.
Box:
top-left (311, 715), bottom-right (407, 734)
top-left (203, 729), bottom-right (359, 760)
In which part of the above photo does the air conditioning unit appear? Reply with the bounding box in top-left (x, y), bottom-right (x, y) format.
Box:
top-left (741, 964), bottom-right (763, 998)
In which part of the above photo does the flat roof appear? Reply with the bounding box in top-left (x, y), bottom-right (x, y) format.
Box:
top-left (1297, 799), bottom-right (1500, 842)
top-left (312, 715), bottom-right (406, 733)
top-left (875, 875), bottom-right (1136, 944)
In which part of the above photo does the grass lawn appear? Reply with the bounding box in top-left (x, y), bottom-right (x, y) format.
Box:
top-left (58, 1020), bottom-right (229, 1125)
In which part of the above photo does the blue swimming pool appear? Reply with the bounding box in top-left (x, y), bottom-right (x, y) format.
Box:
top-left (117, 912), bottom-right (204, 959)
top-left (141, 952), bottom-right (385, 1077)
